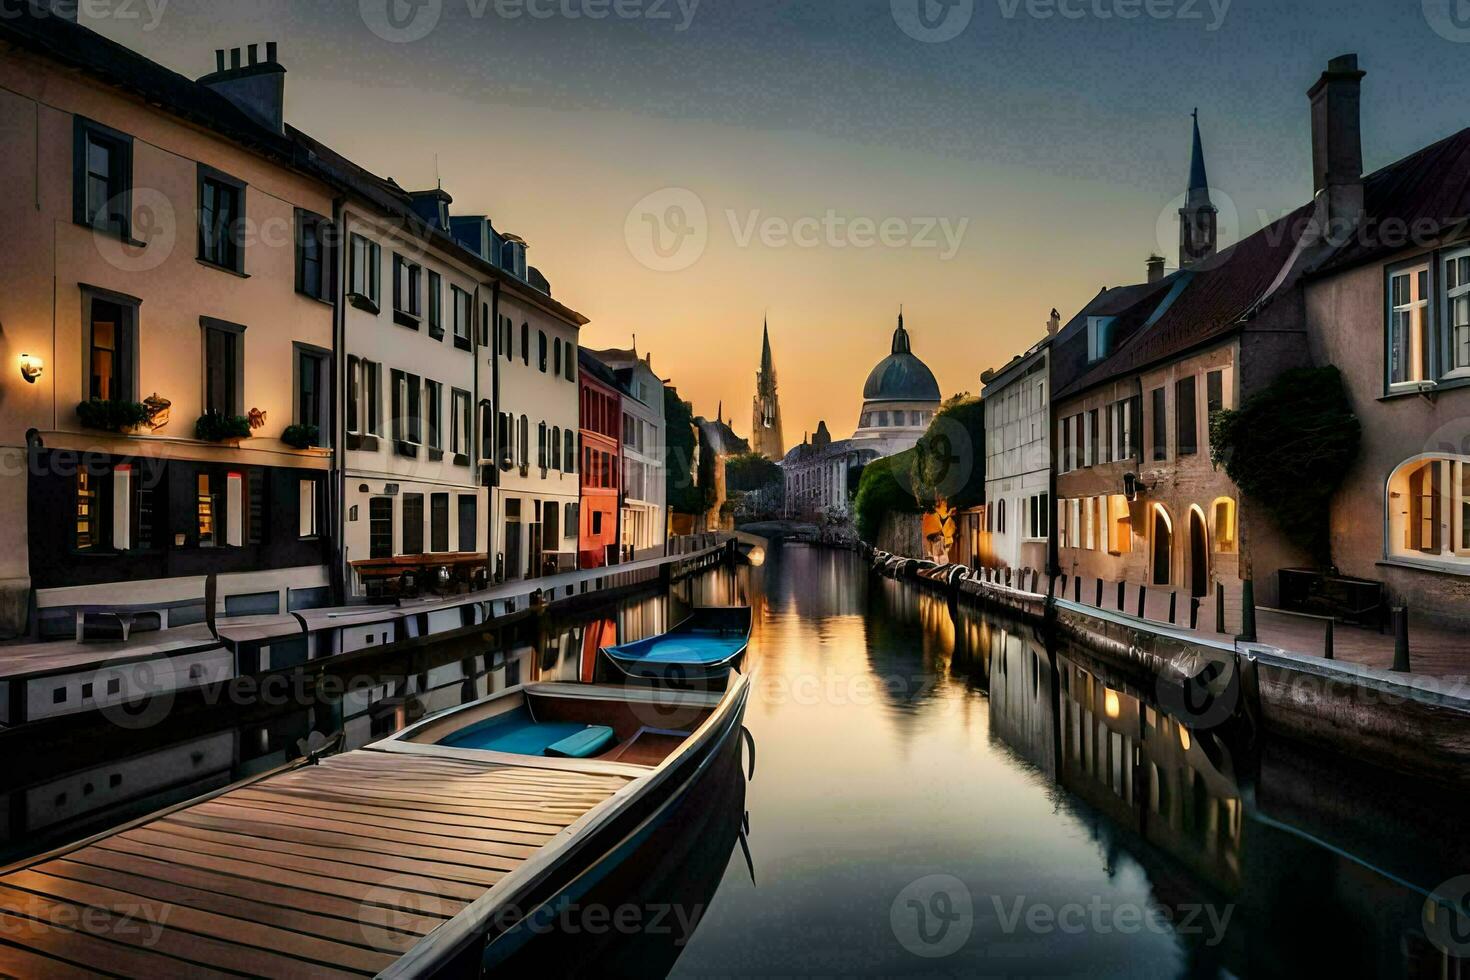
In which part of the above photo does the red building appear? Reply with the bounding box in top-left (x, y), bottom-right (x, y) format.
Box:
top-left (578, 351), bottom-right (623, 568)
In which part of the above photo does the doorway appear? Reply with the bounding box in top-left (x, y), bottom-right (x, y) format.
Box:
top-left (1150, 506), bottom-right (1173, 587)
top-left (1189, 508), bottom-right (1209, 598)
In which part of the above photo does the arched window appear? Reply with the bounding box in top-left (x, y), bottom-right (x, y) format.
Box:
top-left (1388, 455), bottom-right (1470, 560)
top-left (1150, 504), bottom-right (1173, 586)
top-left (1212, 497), bottom-right (1237, 553)
top-left (997, 499), bottom-right (1007, 535)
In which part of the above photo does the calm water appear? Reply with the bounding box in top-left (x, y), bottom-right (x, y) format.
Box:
top-left (652, 543), bottom-right (1465, 978)
top-left (5, 541), bottom-right (1466, 977)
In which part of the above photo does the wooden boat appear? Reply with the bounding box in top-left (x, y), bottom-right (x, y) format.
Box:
top-left (0, 677), bottom-right (749, 978)
top-left (599, 606), bottom-right (753, 682)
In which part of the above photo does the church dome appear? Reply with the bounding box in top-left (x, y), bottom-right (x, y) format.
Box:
top-left (862, 316), bottom-right (941, 403)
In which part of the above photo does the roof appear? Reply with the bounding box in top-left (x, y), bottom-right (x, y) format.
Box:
top-left (1047, 276), bottom-right (1181, 397)
top-left (578, 348), bottom-right (625, 392)
top-left (863, 314), bottom-right (942, 403)
top-left (0, 8), bottom-right (589, 326)
top-left (1054, 203), bottom-right (1315, 400)
top-left (1311, 126), bottom-right (1470, 275)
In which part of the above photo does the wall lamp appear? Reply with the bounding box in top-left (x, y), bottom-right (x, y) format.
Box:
top-left (1122, 471), bottom-right (1154, 503)
top-left (19, 354), bottom-right (43, 384)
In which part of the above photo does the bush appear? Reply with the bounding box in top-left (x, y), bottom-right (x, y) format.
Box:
top-left (725, 452), bottom-right (782, 492)
top-left (281, 424), bottom-right (319, 449)
top-left (76, 399), bottom-right (148, 433)
top-left (853, 448), bottom-right (921, 543)
top-left (195, 412), bottom-right (253, 442)
top-left (913, 395), bottom-right (985, 510)
top-left (1210, 366), bottom-right (1360, 563)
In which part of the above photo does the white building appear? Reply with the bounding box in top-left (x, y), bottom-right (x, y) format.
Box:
top-left (453, 219), bottom-right (586, 581)
top-left (782, 423), bottom-right (879, 520)
top-left (594, 347), bottom-right (668, 560)
top-left (339, 189), bottom-right (487, 598)
top-left (979, 316), bottom-right (1054, 573)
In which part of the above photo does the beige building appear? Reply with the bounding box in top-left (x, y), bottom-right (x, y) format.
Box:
top-left (0, 14), bottom-right (338, 638)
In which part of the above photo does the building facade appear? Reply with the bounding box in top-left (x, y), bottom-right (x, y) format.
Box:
top-left (979, 326), bottom-right (1052, 573)
top-left (577, 350), bottom-right (622, 569)
top-left (595, 348), bottom-right (668, 561)
top-left (782, 423), bottom-right (879, 521)
top-left (0, 18), bottom-right (337, 638)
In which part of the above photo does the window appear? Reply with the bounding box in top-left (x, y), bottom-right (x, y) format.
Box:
top-left (347, 357), bottom-right (382, 440)
top-left (564, 429), bottom-right (576, 473)
top-left (402, 493), bottom-right (425, 555)
top-left (519, 415), bottom-right (530, 469)
top-left (1176, 375), bottom-right (1198, 456)
top-left (458, 495), bottom-right (478, 553)
top-left (1104, 495), bottom-right (1130, 554)
top-left (1086, 409), bottom-right (1099, 467)
top-left (554, 338), bottom-right (562, 377)
top-left (565, 342), bottom-right (576, 382)
top-left (1212, 497), bottom-right (1236, 554)
top-left (1060, 415), bottom-right (1073, 473)
top-left (452, 286), bottom-right (473, 349)
top-left (1389, 263), bottom-right (1431, 386)
top-left (391, 371), bottom-right (422, 452)
top-left (393, 254), bottom-right (422, 326)
top-left (197, 473), bottom-right (217, 547)
top-left (427, 271), bottom-right (443, 339)
top-left (75, 469), bottom-right (99, 552)
top-left (551, 426), bottom-right (562, 470)
top-left (1108, 399), bottom-right (1133, 463)
top-left (1206, 370), bottom-right (1225, 418)
top-left (425, 380), bottom-right (443, 453)
top-left (370, 497), bottom-right (394, 559)
top-left (431, 494), bottom-right (450, 553)
top-left (349, 234), bottom-right (381, 308)
top-left (1151, 388), bottom-right (1168, 462)
top-left (295, 345), bottom-right (330, 445)
top-left (1446, 250), bottom-right (1470, 374)
top-left (451, 389), bottom-right (472, 461)
top-left (538, 331), bottom-right (548, 372)
top-left (299, 479), bottom-right (319, 538)
top-left (295, 210), bottom-right (332, 301)
top-left (202, 318), bottom-right (244, 417)
top-left (1150, 505), bottom-right (1173, 586)
top-left (522, 323), bottom-right (530, 365)
top-left (538, 421), bottom-right (548, 470)
top-left (1087, 316), bottom-right (1116, 363)
top-left (198, 167), bottom-right (245, 273)
top-left (85, 293), bottom-right (137, 403)
top-left (73, 118), bottom-right (132, 238)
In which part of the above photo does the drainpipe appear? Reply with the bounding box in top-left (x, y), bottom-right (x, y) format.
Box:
top-left (329, 197), bottom-right (348, 605)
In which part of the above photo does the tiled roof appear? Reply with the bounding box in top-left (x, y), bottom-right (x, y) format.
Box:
top-left (1055, 203), bottom-right (1314, 400)
top-left (1048, 276), bottom-right (1181, 398)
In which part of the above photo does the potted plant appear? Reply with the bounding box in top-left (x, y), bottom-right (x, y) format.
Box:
top-left (76, 399), bottom-right (149, 434)
top-left (281, 424), bottom-right (320, 450)
top-left (195, 411), bottom-right (253, 442)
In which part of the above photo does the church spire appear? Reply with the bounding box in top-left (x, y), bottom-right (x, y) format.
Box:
top-left (1178, 108), bottom-right (1218, 268)
top-left (752, 316), bottom-right (785, 458)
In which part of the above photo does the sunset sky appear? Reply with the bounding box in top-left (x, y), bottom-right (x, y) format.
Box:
top-left (95, 0), bottom-right (1470, 446)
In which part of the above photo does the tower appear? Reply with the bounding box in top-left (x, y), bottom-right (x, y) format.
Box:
top-left (1179, 109), bottom-right (1218, 268)
top-left (751, 318), bottom-right (785, 459)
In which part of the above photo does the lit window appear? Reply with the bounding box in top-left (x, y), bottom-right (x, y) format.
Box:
top-left (1212, 497), bottom-right (1237, 554)
top-left (1388, 263), bottom-right (1431, 386)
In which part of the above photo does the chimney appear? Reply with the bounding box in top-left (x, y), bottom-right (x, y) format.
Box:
top-left (199, 42), bottom-right (287, 134)
top-left (1308, 53), bottom-right (1366, 235)
top-left (1046, 309), bottom-right (1061, 337)
top-left (1146, 254), bottom-right (1166, 283)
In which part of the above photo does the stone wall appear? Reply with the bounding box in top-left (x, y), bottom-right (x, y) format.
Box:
top-left (875, 512), bottom-right (924, 558)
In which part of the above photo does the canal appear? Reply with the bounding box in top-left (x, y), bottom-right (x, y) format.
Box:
top-left (3, 540), bottom-right (1466, 976)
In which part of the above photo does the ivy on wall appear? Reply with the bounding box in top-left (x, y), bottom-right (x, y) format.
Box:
top-left (1209, 366), bottom-right (1361, 563)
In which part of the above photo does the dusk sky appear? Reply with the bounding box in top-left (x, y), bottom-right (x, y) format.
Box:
top-left (95, 0), bottom-right (1470, 445)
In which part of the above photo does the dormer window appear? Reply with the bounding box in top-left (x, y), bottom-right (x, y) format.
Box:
top-left (1087, 316), bottom-right (1116, 364)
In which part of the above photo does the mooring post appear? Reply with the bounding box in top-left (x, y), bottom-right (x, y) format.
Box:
top-left (1323, 618), bottom-right (1334, 660)
top-left (1168, 591), bottom-right (1177, 625)
top-left (1393, 606), bottom-right (1411, 673)
top-left (1117, 581), bottom-right (1125, 611)
top-left (1074, 575), bottom-right (1082, 603)
top-left (1215, 583), bottom-right (1226, 635)
top-left (1095, 579), bottom-right (1103, 607)
top-left (1239, 579), bottom-right (1258, 643)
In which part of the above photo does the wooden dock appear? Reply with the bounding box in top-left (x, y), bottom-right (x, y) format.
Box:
top-left (0, 751), bottom-right (633, 976)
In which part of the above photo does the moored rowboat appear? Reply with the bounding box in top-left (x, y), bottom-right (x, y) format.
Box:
top-left (599, 606), bottom-right (753, 682)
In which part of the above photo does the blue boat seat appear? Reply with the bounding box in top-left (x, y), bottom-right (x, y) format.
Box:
top-left (544, 725), bottom-right (617, 759)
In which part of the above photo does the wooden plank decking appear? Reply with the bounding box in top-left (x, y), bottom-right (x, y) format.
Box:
top-left (0, 751), bottom-right (632, 977)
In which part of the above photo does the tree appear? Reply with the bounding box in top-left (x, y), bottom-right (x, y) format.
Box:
top-left (912, 396), bottom-right (985, 510)
top-left (853, 448), bottom-right (921, 543)
top-left (1210, 366), bottom-right (1360, 563)
top-left (725, 452), bottom-right (782, 492)
top-left (664, 389), bottom-right (704, 515)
